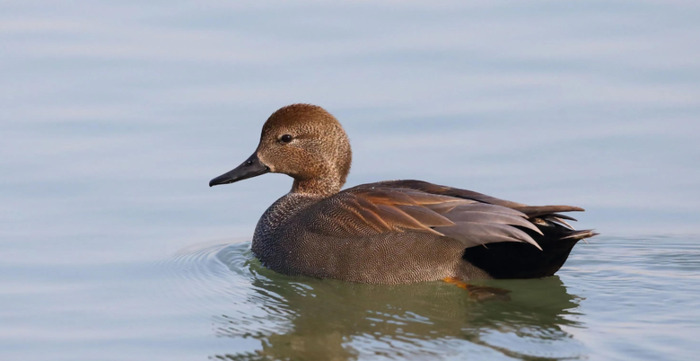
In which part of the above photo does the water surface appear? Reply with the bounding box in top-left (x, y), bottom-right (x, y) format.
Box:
top-left (2, 1), bottom-right (699, 360)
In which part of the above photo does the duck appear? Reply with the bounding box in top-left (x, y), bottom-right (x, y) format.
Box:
top-left (209, 104), bottom-right (596, 284)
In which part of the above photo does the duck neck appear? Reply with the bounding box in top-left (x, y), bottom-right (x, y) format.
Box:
top-left (291, 175), bottom-right (344, 197)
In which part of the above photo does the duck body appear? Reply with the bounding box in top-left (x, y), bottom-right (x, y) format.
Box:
top-left (210, 104), bottom-right (595, 284)
top-left (251, 187), bottom-right (489, 284)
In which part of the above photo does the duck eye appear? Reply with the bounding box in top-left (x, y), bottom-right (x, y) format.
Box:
top-left (280, 134), bottom-right (293, 143)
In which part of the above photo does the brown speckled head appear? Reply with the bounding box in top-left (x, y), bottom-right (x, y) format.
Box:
top-left (258, 104), bottom-right (352, 195)
top-left (209, 104), bottom-right (352, 196)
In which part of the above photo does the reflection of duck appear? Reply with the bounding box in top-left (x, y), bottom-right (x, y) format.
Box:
top-left (210, 104), bottom-right (596, 283)
top-left (212, 254), bottom-right (582, 360)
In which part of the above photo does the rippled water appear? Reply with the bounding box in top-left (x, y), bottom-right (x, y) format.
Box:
top-left (2, 1), bottom-right (700, 360)
top-left (164, 236), bottom-right (700, 361)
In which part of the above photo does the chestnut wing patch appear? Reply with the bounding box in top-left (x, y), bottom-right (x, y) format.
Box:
top-left (305, 185), bottom-right (542, 249)
top-left (369, 180), bottom-right (586, 231)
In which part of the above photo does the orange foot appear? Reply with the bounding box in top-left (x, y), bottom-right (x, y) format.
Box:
top-left (442, 277), bottom-right (511, 301)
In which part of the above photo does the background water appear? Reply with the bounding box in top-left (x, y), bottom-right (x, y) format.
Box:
top-left (2, 1), bottom-right (699, 360)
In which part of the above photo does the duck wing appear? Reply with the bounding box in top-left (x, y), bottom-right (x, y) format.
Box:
top-left (370, 180), bottom-right (589, 230)
top-left (302, 182), bottom-right (545, 249)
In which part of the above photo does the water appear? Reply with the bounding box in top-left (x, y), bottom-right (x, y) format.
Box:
top-left (2, 1), bottom-right (699, 360)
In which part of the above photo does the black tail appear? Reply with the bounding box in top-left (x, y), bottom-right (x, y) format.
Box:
top-left (463, 222), bottom-right (597, 279)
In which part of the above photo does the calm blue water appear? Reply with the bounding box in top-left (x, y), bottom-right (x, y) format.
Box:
top-left (2, 1), bottom-right (699, 360)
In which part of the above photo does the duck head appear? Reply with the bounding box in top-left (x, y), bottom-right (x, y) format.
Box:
top-left (209, 104), bottom-right (352, 196)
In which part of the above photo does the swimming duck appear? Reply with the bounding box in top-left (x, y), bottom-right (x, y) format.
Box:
top-left (210, 104), bottom-right (595, 284)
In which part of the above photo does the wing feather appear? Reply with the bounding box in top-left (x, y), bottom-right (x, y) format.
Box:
top-left (513, 205), bottom-right (584, 218)
top-left (395, 204), bottom-right (454, 228)
top-left (435, 222), bottom-right (542, 250)
top-left (443, 209), bottom-right (543, 235)
top-left (303, 183), bottom-right (556, 250)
